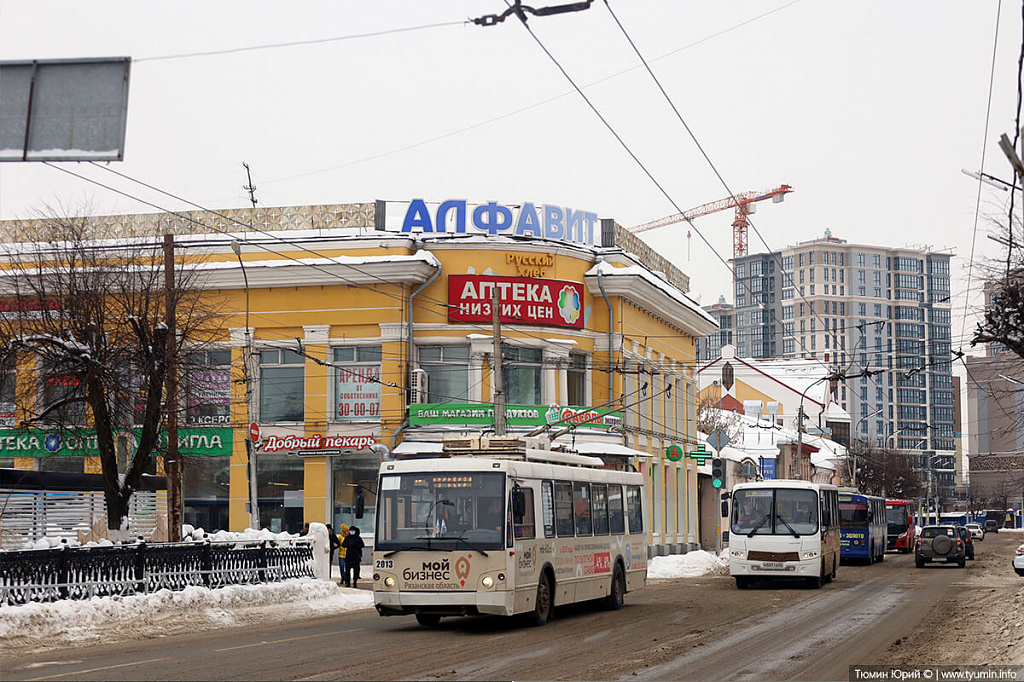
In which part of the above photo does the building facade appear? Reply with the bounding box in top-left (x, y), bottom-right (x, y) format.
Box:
top-left (730, 230), bottom-right (956, 500)
top-left (0, 200), bottom-right (718, 555)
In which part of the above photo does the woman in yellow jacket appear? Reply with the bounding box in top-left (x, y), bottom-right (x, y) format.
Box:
top-left (337, 523), bottom-right (349, 583)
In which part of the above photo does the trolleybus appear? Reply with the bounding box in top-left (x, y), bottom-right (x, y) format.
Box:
top-left (729, 480), bottom-right (840, 589)
top-left (884, 499), bottom-right (917, 552)
top-left (372, 438), bottom-right (648, 627)
top-left (838, 492), bottom-right (886, 563)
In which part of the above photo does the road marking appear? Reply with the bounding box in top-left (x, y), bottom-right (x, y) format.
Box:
top-left (26, 657), bottom-right (170, 680)
top-left (21, 662), bottom-right (82, 670)
top-left (214, 628), bottom-right (362, 652)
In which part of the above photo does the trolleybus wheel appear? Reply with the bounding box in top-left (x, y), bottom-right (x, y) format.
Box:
top-left (605, 566), bottom-right (625, 610)
top-left (527, 574), bottom-right (552, 626)
top-left (805, 563), bottom-right (824, 589)
top-left (415, 614), bottom-right (441, 628)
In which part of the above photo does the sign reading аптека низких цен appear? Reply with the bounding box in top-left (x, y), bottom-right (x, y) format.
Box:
top-left (448, 275), bottom-right (584, 329)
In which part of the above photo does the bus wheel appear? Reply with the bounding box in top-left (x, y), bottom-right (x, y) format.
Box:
top-left (416, 614), bottom-right (441, 628)
top-left (806, 563), bottom-right (824, 589)
top-left (605, 566), bottom-right (625, 610)
top-left (527, 574), bottom-right (552, 627)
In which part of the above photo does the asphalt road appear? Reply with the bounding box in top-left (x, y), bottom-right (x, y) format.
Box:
top-left (2, 535), bottom-right (1014, 681)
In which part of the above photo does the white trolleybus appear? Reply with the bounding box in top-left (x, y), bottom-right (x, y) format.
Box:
top-left (372, 437), bottom-right (648, 627)
top-left (728, 480), bottom-right (840, 589)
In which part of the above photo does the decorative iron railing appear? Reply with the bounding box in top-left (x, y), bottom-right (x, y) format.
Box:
top-left (0, 538), bottom-right (316, 606)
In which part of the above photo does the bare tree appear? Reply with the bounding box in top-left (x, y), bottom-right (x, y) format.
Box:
top-left (0, 212), bottom-right (224, 533)
top-left (854, 444), bottom-right (923, 499)
top-left (696, 392), bottom-right (742, 438)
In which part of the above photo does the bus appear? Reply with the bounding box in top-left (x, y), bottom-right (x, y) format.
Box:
top-left (838, 492), bottom-right (886, 563)
top-left (885, 499), bottom-right (916, 553)
top-left (728, 480), bottom-right (840, 589)
top-left (371, 439), bottom-right (647, 627)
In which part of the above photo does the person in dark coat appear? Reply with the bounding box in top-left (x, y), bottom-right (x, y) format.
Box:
top-left (341, 525), bottom-right (365, 589)
top-left (326, 523), bottom-right (341, 578)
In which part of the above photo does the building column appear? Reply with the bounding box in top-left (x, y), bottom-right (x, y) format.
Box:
top-left (303, 325), bottom-right (330, 525)
top-left (228, 326), bottom-right (254, 531)
top-left (468, 335), bottom-right (490, 403)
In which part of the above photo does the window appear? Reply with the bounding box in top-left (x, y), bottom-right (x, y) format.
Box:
top-left (555, 481), bottom-right (575, 537)
top-left (419, 345), bottom-right (469, 404)
top-left (542, 480), bottom-right (555, 538)
top-left (40, 359), bottom-right (86, 426)
top-left (0, 358), bottom-right (14, 427)
top-left (735, 263), bottom-right (746, 278)
top-left (626, 485), bottom-right (643, 533)
top-left (574, 482), bottom-right (592, 535)
top-left (567, 353), bottom-right (587, 406)
top-left (782, 306), bottom-right (794, 320)
top-left (608, 485), bottom-right (625, 534)
top-left (872, 254), bottom-right (881, 268)
top-left (857, 253), bottom-right (866, 267)
top-left (184, 350), bottom-right (232, 427)
top-left (592, 484), bottom-right (609, 535)
top-left (260, 349), bottom-right (305, 423)
top-left (513, 486), bottom-right (536, 539)
top-left (782, 255), bottom-right (794, 271)
top-left (503, 346), bottom-right (543, 404)
top-left (333, 346), bottom-right (382, 421)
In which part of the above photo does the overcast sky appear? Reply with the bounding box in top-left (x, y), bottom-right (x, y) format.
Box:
top-left (0, 2), bottom-right (1019, 352)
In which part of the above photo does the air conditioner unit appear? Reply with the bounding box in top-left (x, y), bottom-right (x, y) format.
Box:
top-left (410, 368), bottom-right (428, 404)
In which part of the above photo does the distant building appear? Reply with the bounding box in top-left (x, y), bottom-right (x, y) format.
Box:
top-left (697, 296), bottom-right (735, 362)
top-left (728, 230), bottom-right (955, 500)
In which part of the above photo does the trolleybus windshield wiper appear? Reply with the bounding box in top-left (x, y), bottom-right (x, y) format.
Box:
top-left (452, 534), bottom-right (489, 557)
top-left (775, 514), bottom-right (801, 538)
top-left (383, 545), bottom-right (434, 557)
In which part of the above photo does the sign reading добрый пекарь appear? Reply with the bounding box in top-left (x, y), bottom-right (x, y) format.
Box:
top-left (409, 404), bottom-right (622, 431)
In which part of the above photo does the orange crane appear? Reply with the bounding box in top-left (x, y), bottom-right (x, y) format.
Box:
top-left (629, 184), bottom-right (793, 258)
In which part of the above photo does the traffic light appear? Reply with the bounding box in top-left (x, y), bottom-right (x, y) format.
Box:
top-left (711, 457), bottom-right (725, 489)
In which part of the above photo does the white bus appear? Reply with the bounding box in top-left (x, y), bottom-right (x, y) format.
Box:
top-left (372, 443), bottom-right (647, 626)
top-left (728, 480), bottom-right (840, 589)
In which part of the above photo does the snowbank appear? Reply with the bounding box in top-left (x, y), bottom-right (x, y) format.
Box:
top-left (647, 550), bottom-right (729, 579)
top-left (0, 578), bottom-right (373, 650)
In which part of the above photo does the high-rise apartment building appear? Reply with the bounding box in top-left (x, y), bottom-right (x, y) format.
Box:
top-left (697, 295), bottom-right (735, 362)
top-left (730, 231), bottom-right (955, 492)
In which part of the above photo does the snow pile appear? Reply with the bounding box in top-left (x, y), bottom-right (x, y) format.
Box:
top-left (182, 525), bottom-right (300, 543)
top-left (647, 550), bottom-right (729, 579)
top-left (0, 578), bottom-right (373, 650)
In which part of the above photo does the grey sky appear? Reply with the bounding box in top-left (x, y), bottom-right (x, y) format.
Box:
top-left (0, 2), bottom-right (1018, 351)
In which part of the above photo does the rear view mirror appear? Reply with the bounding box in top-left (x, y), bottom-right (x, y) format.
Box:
top-left (512, 484), bottom-right (527, 521)
top-left (721, 500), bottom-right (729, 518)
top-left (355, 490), bottom-right (365, 519)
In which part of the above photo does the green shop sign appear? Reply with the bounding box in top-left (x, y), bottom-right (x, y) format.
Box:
top-left (0, 427), bottom-right (233, 457)
top-left (409, 404), bottom-right (623, 431)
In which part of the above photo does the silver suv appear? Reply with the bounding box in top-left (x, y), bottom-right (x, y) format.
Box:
top-left (915, 525), bottom-right (966, 568)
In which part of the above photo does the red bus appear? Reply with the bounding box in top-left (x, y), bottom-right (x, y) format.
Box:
top-left (885, 499), bottom-right (916, 553)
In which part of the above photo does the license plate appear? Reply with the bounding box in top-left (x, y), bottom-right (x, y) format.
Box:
top-left (760, 561), bottom-right (784, 569)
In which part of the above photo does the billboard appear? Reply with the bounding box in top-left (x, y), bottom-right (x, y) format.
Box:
top-left (448, 275), bottom-right (584, 329)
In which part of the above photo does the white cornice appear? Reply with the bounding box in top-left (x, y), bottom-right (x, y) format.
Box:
top-left (585, 266), bottom-right (718, 338)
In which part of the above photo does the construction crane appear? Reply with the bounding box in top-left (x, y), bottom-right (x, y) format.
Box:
top-left (629, 184), bottom-right (793, 258)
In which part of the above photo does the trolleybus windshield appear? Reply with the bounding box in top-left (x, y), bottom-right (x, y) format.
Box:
top-left (731, 487), bottom-right (819, 536)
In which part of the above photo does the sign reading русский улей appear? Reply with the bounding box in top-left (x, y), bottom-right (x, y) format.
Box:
top-left (447, 275), bottom-right (583, 329)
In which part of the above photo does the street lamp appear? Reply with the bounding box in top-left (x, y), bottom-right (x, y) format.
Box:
top-left (232, 240), bottom-right (258, 530)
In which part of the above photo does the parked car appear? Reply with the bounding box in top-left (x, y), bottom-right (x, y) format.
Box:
top-left (965, 522), bottom-right (985, 540)
top-left (984, 519), bottom-right (999, 534)
top-left (1014, 542), bottom-right (1024, 577)
top-left (956, 525), bottom-right (975, 560)
top-left (915, 525), bottom-right (966, 568)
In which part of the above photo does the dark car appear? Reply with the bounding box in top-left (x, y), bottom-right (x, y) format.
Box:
top-left (984, 519), bottom-right (999, 534)
top-left (915, 525), bottom-right (966, 568)
top-left (955, 525), bottom-right (975, 560)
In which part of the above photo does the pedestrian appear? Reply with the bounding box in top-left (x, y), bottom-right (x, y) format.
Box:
top-left (341, 525), bottom-right (365, 589)
top-left (298, 522), bottom-right (310, 537)
top-left (326, 523), bottom-right (341, 578)
top-left (337, 523), bottom-right (350, 584)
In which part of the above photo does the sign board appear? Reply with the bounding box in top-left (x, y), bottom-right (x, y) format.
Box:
top-left (388, 199), bottom-right (602, 247)
top-left (666, 444), bottom-right (683, 461)
top-left (448, 275), bottom-right (584, 329)
top-left (335, 365), bottom-right (381, 420)
top-left (0, 427), bottom-right (231, 457)
top-left (707, 428), bottom-right (730, 452)
top-left (688, 443), bottom-right (710, 465)
top-left (409, 403), bottom-right (622, 431)
top-left (259, 433), bottom-right (377, 454)
top-left (0, 58), bottom-right (130, 162)
top-left (760, 458), bottom-right (777, 480)
top-left (249, 422), bottom-right (260, 443)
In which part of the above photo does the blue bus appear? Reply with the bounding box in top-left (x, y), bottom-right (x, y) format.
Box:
top-left (839, 493), bottom-right (887, 563)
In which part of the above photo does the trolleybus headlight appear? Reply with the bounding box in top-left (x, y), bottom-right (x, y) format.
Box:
top-left (852, 540), bottom-right (860, 546)
top-left (730, 549), bottom-right (744, 558)
top-left (1015, 546), bottom-right (1024, 556)
top-left (800, 550), bottom-right (819, 560)
top-left (497, 573), bottom-right (506, 581)
top-left (384, 576), bottom-right (396, 588)
top-left (481, 576), bottom-right (494, 588)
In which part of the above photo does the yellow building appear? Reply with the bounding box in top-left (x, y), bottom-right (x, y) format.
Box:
top-left (0, 200), bottom-right (717, 556)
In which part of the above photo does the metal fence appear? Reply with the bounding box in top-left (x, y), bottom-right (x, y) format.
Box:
top-left (0, 538), bottom-right (316, 606)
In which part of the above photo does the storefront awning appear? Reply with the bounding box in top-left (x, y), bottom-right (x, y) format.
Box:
top-left (570, 442), bottom-right (654, 458)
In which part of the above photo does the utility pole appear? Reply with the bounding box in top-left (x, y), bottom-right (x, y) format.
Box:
top-left (164, 233), bottom-right (182, 542)
top-left (491, 284), bottom-right (506, 436)
top-left (794, 404), bottom-right (805, 480)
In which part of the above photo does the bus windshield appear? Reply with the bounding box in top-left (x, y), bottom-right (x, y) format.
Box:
top-left (839, 501), bottom-right (868, 529)
top-left (732, 488), bottom-right (818, 536)
top-left (885, 505), bottom-right (908, 534)
top-left (376, 471), bottom-right (507, 551)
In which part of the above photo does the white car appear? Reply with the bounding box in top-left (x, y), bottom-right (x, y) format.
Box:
top-left (1014, 543), bottom-right (1024, 577)
top-left (966, 522), bottom-right (985, 540)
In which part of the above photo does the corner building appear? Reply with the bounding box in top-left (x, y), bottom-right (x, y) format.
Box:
top-left (0, 200), bottom-right (717, 557)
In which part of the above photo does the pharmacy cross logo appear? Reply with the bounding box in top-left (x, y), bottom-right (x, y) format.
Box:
top-left (557, 285), bottom-right (581, 325)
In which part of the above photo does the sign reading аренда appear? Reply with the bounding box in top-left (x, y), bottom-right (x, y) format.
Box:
top-left (448, 275), bottom-right (583, 329)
